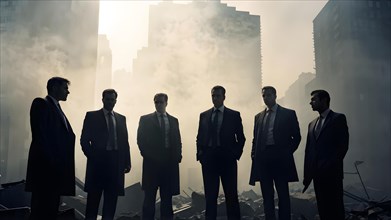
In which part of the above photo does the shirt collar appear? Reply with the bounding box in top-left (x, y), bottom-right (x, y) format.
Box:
top-left (213, 105), bottom-right (225, 113)
top-left (156, 111), bottom-right (167, 117)
top-left (102, 108), bottom-right (114, 115)
top-left (47, 95), bottom-right (59, 105)
top-left (266, 104), bottom-right (278, 112)
top-left (320, 108), bottom-right (330, 119)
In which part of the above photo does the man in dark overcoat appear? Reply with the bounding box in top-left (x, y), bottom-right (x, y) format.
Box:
top-left (81, 89), bottom-right (131, 220)
top-left (26, 76), bottom-right (76, 220)
top-left (137, 93), bottom-right (182, 220)
top-left (249, 86), bottom-right (301, 220)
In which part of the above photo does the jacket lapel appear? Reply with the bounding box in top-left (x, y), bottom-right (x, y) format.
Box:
top-left (316, 110), bottom-right (334, 139)
top-left (45, 96), bottom-right (69, 130)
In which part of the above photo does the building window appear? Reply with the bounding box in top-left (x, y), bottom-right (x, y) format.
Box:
top-left (375, 1), bottom-right (380, 8)
top-left (368, 0), bottom-right (373, 7)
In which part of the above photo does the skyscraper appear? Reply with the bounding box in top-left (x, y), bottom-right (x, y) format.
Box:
top-left (311, 0), bottom-right (391, 194)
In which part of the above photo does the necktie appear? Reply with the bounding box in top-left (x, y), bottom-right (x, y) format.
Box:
top-left (160, 114), bottom-right (167, 148)
top-left (56, 103), bottom-right (68, 131)
top-left (212, 109), bottom-right (219, 146)
top-left (108, 112), bottom-right (116, 149)
top-left (314, 115), bottom-right (323, 138)
top-left (260, 110), bottom-right (271, 150)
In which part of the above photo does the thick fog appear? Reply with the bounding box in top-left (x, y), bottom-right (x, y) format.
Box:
top-left (1, 0), bottom-right (390, 198)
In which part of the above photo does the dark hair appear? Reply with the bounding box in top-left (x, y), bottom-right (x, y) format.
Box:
top-left (154, 93), bottom-right (168, 102)
top-left (211, 85), bottom-right (226, 95)
top-left (102, 89), bottom-right (118, 98)
top-left (46, 77), bottom-right (70, 93)
top-left (311, 90), bottom-right (330, 106)
top-left (262, 86), bottom-right (277, 95)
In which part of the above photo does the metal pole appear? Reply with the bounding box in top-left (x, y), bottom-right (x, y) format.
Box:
top-left (355, 162), bottom-right (370, 200)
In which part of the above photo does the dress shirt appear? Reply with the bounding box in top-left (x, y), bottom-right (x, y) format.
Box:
top-left (316, 108), bottom-right (331, 133)
top-left (156, 112), bottom-right (170, 148)
top-left (264, 104), bottom-right (278, 145)
top-left (210, 105), bottom-right (224, 146)
top-left (103, 108), bottom-right (118, 150)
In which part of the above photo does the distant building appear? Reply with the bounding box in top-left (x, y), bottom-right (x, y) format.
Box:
top-left (129, 1), bottom-right (261, 191)
top-left (95, 35), bottom-right (113, 108)
top-left (0, 1), bottom-right (100, 183)
top-left (311, 0), bottom-right (391, 194)
top-left (279, 72), bottom-right (316, 177)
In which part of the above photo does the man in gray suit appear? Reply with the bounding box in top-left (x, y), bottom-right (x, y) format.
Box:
top-left (137, 93), bottom-right (182, 220)
top-left (249, 86), bottom-right (301, 220)
top-left (303, 90), bottom-right (349, 220)
top-left (81, 89), bottom-right (131, 220)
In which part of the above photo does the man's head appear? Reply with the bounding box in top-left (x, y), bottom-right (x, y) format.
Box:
top-left (47, 77), bottom-right (70, 101)
top-left (102, 89), bottom-right (118, 111)
top-left (154, 93), bottom-right (168, 113)
top-left (211, 85), bottom-right (225, 108)
top-left (310, 90), bottom-right (330, 113)
top-left (262, 86), bottom-right (277, 108)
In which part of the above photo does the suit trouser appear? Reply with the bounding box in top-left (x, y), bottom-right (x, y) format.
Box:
top-left (142, 186), bottom-right (173, 220)
top-left (201, 148), bottom-right (240, 220)
top-left (259, 146), bottom-right (291, 220)
top-left (29, 191), bottom-right (60, 220)
top-left (313, 176), bottom-right (345, 220)
top-left (85, 150), bottom-right (119, 220)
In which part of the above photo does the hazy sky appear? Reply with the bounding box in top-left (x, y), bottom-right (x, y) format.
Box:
top-left (98, 0), bottom-right (327, 95)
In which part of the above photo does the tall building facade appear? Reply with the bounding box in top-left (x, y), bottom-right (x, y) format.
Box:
top-left (129, 1), bottom-right (261, 190)
top-left (0, 1), bottom-right (100, 183)
top-left (95, 34), bottom-right (113, 108)
top-left (311, 0), bottom-right (391, 195)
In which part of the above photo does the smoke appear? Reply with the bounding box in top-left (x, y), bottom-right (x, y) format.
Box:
top-left (111, 1), bottom-right (262, 193)
top-left (0, 1), bottom-right (100, 184)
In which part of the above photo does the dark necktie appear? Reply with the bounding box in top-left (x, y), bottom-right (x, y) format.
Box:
top-left (56, 103), bottom-right (68, 130)
top-left (212, 109), bottom-right (219, 146)
top-left (160, 114), bottom-right (167, 148)
top-left (108, 112), bottom-right (116, 149)
top-left (314, 115), bottom-right (323, 138)
top-left (260, 110), bottom-right (271, 150)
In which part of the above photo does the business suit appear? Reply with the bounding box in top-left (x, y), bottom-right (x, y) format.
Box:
top-left (137, 112), bottom-right (182, 220)
top-left (81, 109), bottom-right (131, 220)
top-left (249, 105), bottom-right (301, 220)
top-left (196, 106), bottom-right (245, 220)
top-left (303, 110), bottom-right (349, 220)
top-left (26, 96), bottom-right (75, 219)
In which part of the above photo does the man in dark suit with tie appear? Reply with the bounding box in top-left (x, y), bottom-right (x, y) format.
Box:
top-left (303, 90), bottom-right (349, 220)
top-left (26, 76), bottom-right (76, 220)
top-left (196, 85), bottom-right (245, 220)
top-left (81, 89), bottom-right (131, 220)
top-left (137, 93), bottom-right (182, 220)
top-left (249, 86), bottom-right (301, 220)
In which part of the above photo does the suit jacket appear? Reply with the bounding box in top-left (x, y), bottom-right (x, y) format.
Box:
top-left (303, 110), bottom-right (349, 186)
top-left (196, 107), bottom-right (246, 161)
top-left (249, 105), bottom-right (301, 185)
top-left (26, 96), bottom-right (76, 195)
top-left (80, 109), bottom-right (131, 196)
top-left (137, 112), bottom-right (182, 195)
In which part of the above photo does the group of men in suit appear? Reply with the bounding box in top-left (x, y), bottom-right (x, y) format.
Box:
top-left (25, 76), bottom-right (348, 220)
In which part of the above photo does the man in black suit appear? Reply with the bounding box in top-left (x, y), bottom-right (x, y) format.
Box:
top-left (81, 89), bottom-right (131, 220)
top-left (249, 86), bottom-right (301, 220)
top-left (26, 77), bottom-right (76, 220)
top-left (303, 90), bottom-right (349, 220)
top-left (137, 93), bottom-right (182, 220)
top-left (196, 85), bottom-right (245, 220)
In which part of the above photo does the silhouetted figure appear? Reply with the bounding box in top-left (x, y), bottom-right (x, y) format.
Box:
top-left (26, 77), bottom-right (75, 220)
top-left (249, 86), bottom-right (301, 220)
top-left (196, 85), bottom-right (245, 220)
top-left (303, 90), bottom-right (349, 220)
top-left (81, 89), bottom-right (131, 220)
top-left (137, 93), bottom-right (182, 220)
